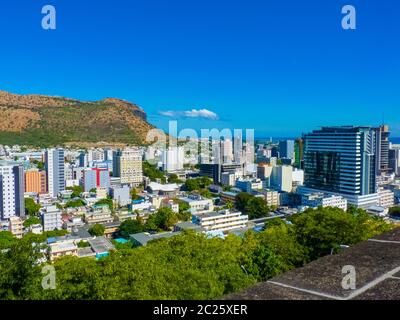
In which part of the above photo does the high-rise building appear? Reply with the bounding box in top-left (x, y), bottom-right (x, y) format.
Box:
top-left (45, 148), bottom-right (65, 198)
top-left (279, 140), bottom-right (295, 160)
top-left (294, 138), bottom-right (304, 168)
top-left (161, 147), bottom-right (184, 172)
top-left (271, 165), bottom-right (293, 192)
top-left (220, 139), bottom-right (233, 164)
top-left (375, 125), bottom-right (390, 175)
top-left (257, 163), bottom-right (273, 182)
top-left (0, 162), bottom-right (25, 220)
top-left (200, 163), bottom-right (244, 184)
top-left (78, 152), bottom-right (88, 168)
top-left (81, 168), bottom-right (110, 192)
top-left (302, 126), bottom-right (378, 207)
top-left (25, 169), bottom-right (47, 194)
top-left (233, 132), bottom-right (243, 163)
top-left (389, 146), bottom-right (400, 176)
top-left (113, 148), bottom-right (143, 186)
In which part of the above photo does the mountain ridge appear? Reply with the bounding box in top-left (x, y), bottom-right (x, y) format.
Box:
top-left (0, 90), bottom-right (157, 147)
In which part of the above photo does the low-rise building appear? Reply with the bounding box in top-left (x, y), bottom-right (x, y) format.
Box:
top-left (87, 236), bottom-right (115, 259)
top-left (235, 178), bottom-right (264, 193)
top-left (252, 189), bottom-right (280, 207)
top-left (161, 199), bottom-right (179, 213)
top-left (147, 182), bottom-right (181, 197)
top-left (178, 194), bottom-right (214, 215)
top-left (49, 242), bottom-right (78, 261)
top-left (174, 221), bottom-right (203, 232)
top-left (41, 205), bottom-right (63, 231)
top-left (96, 187), bottom-right (108, 200)
top-left (366, 205), bottom-right (389, 217)
top-left (85, 205), bottom-right (113, 225)
top-left (8, 216), bottom-right (23, 238)
top-left (193, 209), bottom-right (248, 233)
top-left (221, 172), bottom-right (235, 187)
top-left (29, 223), bottom-right (43, 234)
top-left (130, 231), bottom-right (180, 247)
top-left (63, 217), bottom-right (85, 232)
top-left (301, 193), bottom-right (348, 210)
top-left (378, 188), bottom-right (395, 208)
top-left (110, 185), bottom-right (131, 207)
top-left (220, 191), bottom-right (240, 204)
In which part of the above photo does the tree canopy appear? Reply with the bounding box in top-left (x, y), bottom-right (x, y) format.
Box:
top-left (25, 198), bottom-right (41, 216)
top-left (0, 206), bottom-right (394, 300)
top-left (88, 224), bottom-right (105, 237)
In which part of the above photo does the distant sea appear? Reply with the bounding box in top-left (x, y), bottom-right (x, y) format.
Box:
top-left (255, 137), bottom-right (400, 144)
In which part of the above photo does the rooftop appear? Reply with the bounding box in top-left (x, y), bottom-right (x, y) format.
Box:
top-left (225, 228), bottom-right (400, 300)
top-left (130, 231), bottom-right (180, 246)
top-left (88, 236), bottom-right (115, 254)
top-left (148, 182), bottom-right (180, 192)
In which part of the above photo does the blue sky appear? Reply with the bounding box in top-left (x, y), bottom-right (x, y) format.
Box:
top-left (0, 0), bottom-right (399, 137)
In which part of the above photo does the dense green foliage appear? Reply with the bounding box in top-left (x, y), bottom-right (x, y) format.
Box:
top-left (66, 186), bottom-right (83, 198)
top-left (25, 198), bottom-right (41, 216)
top-left (77, 241), bottom-right (90, 248)
top-left (0, 232), bottom-right (17, 250)
top-left (389, 206), bottom-right (400, 217)
top-left (88, 224), bottom-right (105, 236)
top-left (0, 207), bottom-right (394, 300)
top-left (168, 174), bottom-right (183, 184)
top-left (94, 198), bottom-right (114, 212)
top-left (32, 160), bottom-right (45, 170)
top-left (143, 161), bottom-right (166, 183)
top-left (235, 192), bottom-right (271, 219)
top-left (185, 177), bottom-right (212, 192)
top-left (119, 219), bottom-right (145, 238)
top-left (65, 199), bottom-right (86, 208)
top-left (23, 216), bottom-right (41, 228)
top-left (43, 230), bottom-right (69, 239)
top-left (146, 207), bottom-right (179, 232)
top-left (130, 188), bottom-right (141, 201)
top-left (290, 207), bottom-right (393, 260)
top-left (120, 207), bottom-right (191, 238)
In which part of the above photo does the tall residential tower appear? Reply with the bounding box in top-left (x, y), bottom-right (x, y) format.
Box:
top-left (45, 148), bottom-right (65, 198)
top-left (0, 161), bottom-right (25, 220)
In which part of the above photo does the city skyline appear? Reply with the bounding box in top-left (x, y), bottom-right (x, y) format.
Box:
top-left (0, 0), bottom-right (398, 137)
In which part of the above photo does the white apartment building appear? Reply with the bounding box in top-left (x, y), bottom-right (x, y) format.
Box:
top-left (193, 209), bottom-right (248, 233)
top-left (41, 205), bottom-right (63, 231)
top-left (161, 147), bottom-right (184, 172)
top-left (271, 165), bottom-right (293, 193)
top-left (301, 193), bottom-right (348, 210)
top-left (292, 169), bottom-right (304, 187)
top-left (179, 195), bottom-right (214, 215)
top-left (378, 187), bottom-right (395, 208)
top-left (46, 148), bottom-right (65, 198)
top-left (0, 162), bottom-right (24, 220)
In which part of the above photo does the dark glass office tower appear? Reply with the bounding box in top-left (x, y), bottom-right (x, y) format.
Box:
top-left (303, 126), bottom-right (377, 196)
top-left (375, 125), bottom-right (390, 175)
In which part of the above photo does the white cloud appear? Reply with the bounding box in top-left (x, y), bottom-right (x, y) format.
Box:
top-left (159, 108), bottom-right (219, 120)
